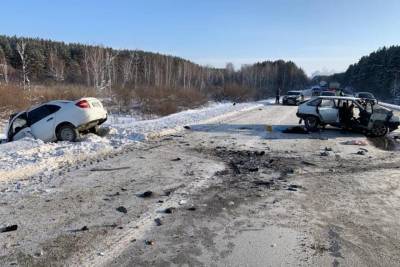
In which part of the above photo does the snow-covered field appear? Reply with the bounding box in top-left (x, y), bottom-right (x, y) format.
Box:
top-left (0, 101), bottom-right (266, 182)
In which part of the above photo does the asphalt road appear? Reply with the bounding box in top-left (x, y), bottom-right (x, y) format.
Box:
top-left (1, 104), bottom-right (400, 267)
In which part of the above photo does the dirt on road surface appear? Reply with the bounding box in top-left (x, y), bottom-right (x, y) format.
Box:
top-left (1, 104), bottom-right (400, 266)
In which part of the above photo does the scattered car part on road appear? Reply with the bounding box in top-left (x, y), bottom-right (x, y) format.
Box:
top-left (164, 207), bottom-right (176, 214)
top-left (154, 218), bottom-right (162, 226)
top-left (90, 167), bottom-right (130, 172)
top-left (282, 126), bottom-right (309, 134)
top-left (145, 240), bottom-right (155, 245)
top-left (0, 224), bottom-right (18, 233)
top-left (138, 191), bottom-right (153, 198)
top-left (116, 206), bottom-right (128, 214)
top-left (342, 140), bottom-right (368, 146)
top-left (69, 225), bottom-right (89, 233)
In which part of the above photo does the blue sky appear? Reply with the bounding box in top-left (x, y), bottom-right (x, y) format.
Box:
top-left (1, 0), bottom-right (400, 75)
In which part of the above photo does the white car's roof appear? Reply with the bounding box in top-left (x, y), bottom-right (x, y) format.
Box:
top-left (313, 96), bottom-right (361, 101)
top-left (24, 97), bottom-right (100, 112)
top-left (26, 100), bottom-right (71, 112)
top-left (47, 100), bottom-right (73, 105)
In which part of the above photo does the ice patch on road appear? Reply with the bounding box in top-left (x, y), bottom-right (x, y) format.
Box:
top-left (0, 101), bottom-right (263, 182)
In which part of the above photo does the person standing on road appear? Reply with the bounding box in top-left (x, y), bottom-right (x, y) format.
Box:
top-left (275, 88), bottom-right (281, 104)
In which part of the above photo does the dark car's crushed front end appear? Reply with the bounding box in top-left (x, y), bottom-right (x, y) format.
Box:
top-left (282, 94), bottom-right (303, 105)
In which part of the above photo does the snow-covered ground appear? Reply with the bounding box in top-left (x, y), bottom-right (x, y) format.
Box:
top-left (0, 101), bottom-right (266, 182)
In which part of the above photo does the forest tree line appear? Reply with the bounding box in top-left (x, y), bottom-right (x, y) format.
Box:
top-left (315, 46), bottom-right (400, 99)
top-left (0, 35), bottom-right (308, 102)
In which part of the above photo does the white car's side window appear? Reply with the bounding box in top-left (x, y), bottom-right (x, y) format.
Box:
top-left (320, 99), bottom-right (335, 108)
top-left (12, 117), bottom-right (27, 131)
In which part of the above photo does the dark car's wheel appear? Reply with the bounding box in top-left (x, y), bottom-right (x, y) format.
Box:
top-left (304, 116), bottom-right (319, 132)
top-left (57, 124), bottom-right (78, 142)
top-left (369, 123), bottom-right (388, 137)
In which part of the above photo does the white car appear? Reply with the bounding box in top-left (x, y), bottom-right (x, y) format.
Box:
top-left (296, 96), bottom-right (400, 137)
top-left (6, 97), bottom-right (107, 142)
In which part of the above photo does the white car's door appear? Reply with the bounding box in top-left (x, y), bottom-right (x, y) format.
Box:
top-left (318, 99), bottom-right (338, 124)
top-left (28, 104), bottom-right (61, 141)
top-left (12, 127), bottom-right (33, 141)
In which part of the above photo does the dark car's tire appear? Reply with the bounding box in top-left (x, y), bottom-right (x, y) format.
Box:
top-left (369, 123), bottom-right (388, 137)
top-left (56, 124), bottom-right (78, 142)
top-left (304, 116), bottom-right (319, 132)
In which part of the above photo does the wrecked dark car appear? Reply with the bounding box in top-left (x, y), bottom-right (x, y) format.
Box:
top-left (282, 91), bottom-right (304, 105)
top-left (296, 96), bottom-right (400, 137)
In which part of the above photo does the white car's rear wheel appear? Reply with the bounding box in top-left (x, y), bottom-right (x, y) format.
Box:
top-left (369, 123), bottom-right (388, 137)
top-left (304, 116), bottom-right (319, 132)
top-left (57, 124), bottom-right (78, 142)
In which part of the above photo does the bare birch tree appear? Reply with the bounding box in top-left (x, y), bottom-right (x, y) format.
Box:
top-left (104, 49), bottom-right (118, 94)
top-left (84, 48), bottom-right (91, 87)
top-left (122, 53), bottom-right (134, 88)
top-left (0, 48), bottom-right (8, 84)
top-left (89, 46), bottom-right (105, 90)
top-left (16, 40), bottom-right (30, 91)
top-left (48, 49), bottom-right (65, 81)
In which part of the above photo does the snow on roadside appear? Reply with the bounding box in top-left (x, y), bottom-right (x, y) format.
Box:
top-left (0, 101), bottom-right (264, 182)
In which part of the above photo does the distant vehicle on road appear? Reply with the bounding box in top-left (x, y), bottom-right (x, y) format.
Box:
top-left (296, 96), bottom-right (399, 137)
top-left (311, 87), bottom-right (321, 97)
top-left (6, 97), bottom-right (107, 142)
top-left (320, 91), bottom-right (336, 97)
top-left (282, 91), bottom-right (304, 105)
top-left (355, 92), bottom-right (377, 103)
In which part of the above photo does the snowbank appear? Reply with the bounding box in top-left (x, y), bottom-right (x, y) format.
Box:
top-left (0, 101), bottom-right (263, 182)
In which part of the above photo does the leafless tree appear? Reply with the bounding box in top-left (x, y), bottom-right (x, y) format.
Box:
top-left (0, 48), bottom-right (8, 84)
top-left (84, 48), bottom-right (91, 87)
top-left (48, 49), bottom-right (65, 81)
top-left (122, 53), bottom-right (134, 88)
top-left (89, 46), bottom-right (105, 90)
top-left (391, 72), bottom-right (400, 97)
top-left (16, 40), bottom-right (30, 91)
top-left (104, 49), bottom-right (118, 94)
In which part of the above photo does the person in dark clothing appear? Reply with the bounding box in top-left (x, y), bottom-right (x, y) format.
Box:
top-left (339, 101), bottom-right (348, 125)
top-left (275, 88), bottom-right (281, 104)
top-left (340, 101), bottom-right (354, 130)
